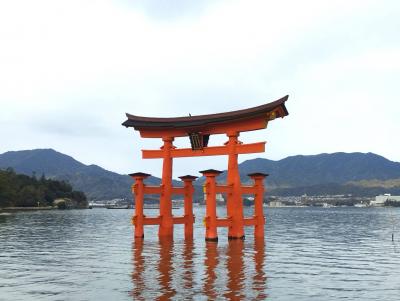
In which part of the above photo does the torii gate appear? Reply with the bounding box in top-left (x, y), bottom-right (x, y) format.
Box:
top-left (123, 95), bottom-right (289, 241)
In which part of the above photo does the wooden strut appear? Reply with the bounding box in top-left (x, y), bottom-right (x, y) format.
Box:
top-left (129, 168), bottom-right (268, 241)
top-left (200, 169), bottom-right (268, 241)
top-left (134, 136), bottom-right (268, 240)
top-left (130, 171), bottom-right (197, 239)
top-left (142, 142), bottom-right (266, 159)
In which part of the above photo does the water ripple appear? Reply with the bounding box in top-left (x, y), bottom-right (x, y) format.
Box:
top-left (1, 207), bottom-right (400, 300)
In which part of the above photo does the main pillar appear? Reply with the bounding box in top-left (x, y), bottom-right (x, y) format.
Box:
top-left (226, 132), bottom-right (244, 239)
top-left (159, 137), bottom-right (174, 237)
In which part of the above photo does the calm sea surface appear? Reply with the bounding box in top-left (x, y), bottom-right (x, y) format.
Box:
top-left (1, 207), bottom-right (400, 300)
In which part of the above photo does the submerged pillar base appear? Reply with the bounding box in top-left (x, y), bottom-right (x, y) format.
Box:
top-left (205, 237), bottom-right (218, 242)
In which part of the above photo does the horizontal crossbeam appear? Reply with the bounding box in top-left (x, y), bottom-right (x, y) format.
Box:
top-left (143, 186), bottom-right (187, 195)
top-left (216, 217), bottom-right (231, 227)
top-left (172, 216), bottom-right (187, 224)
top-left (241, 186), bottom-right (258, 194)
top-left (207, 217), bottom-right (262, 228)
top-left (244, 217), bottom-right (257, 226)
top-left (144, 185), bottom-right (261, 196)
top-left (215, 185), bottom-right (232, 194)
top-left (142, 142), bottom-right (266, 159)
top-left (171, 187), bottom-right (185, 194)
top-left (143, 186), bottom-right (162, 194)
top-left (138, 215), bottom-right (194, 225)
top-left (142, 216), bottom-right (162, 225)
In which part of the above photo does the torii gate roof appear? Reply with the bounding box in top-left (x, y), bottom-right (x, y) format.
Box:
top-left (122, 95), bottom-right (288, 138)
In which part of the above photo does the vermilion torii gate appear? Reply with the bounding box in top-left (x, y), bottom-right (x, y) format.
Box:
top-left (123, 95), bottom-right (289, 241)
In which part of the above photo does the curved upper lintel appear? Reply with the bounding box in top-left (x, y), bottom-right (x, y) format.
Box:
top-left (122, 95), bottom-right (289, 138)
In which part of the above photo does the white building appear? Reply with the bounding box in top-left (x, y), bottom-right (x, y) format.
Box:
top-left (371, 194), bottom-right (400, 207)
top-left (269, 201), bottom-right (284, 207)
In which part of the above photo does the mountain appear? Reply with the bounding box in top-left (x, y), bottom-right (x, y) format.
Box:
top-left (197, 152), bottom-right (400, 196)
top-left (1, 149), bottom-right (400, 198)
top-left (235, 152), bottom-right (400, 187)
top-left (0, 149), bottom-right (162, 200)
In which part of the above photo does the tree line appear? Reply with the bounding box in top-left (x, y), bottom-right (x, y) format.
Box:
top-left (0, 168), bottom-right (87, 208)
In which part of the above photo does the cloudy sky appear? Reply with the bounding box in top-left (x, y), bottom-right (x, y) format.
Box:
top-left (0, 0), bottom-right (399, 178)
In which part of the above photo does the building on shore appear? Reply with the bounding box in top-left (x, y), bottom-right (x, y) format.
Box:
top-left (370, 194), bottom-right (400, 207)
top-left (269, 201), bottom-right (284, 207)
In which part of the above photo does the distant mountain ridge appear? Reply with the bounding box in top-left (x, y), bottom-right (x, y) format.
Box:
top-left (1, 149), bottom-right (400, 198)
top-left (0, 149), bottom-right (162, 200)
top-left (230, 152), bottom-right (400, 188)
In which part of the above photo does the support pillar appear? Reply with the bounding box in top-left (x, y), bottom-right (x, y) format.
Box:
top-left (179, 175), bottom-right (197, 239)
top-left (129, 172), bottom-right (151, 238)
top-left (159, 137), bottom-right (174, 237)
top-left (200, 169), bottom-right (222, 242)
top-left (226, 132), bottom-right (244, 239)
top-left (248, 173), bottom-right (268, 238)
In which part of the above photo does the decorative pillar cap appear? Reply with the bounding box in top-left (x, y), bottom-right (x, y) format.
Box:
top-left (129, 172), bottom-right (151, 178)
top-left (199, 169), bottom-right (223, 176)
top-left (179, 175), bottom-right (198, 181)
top-left (248, 172), bottom-right (269, 178)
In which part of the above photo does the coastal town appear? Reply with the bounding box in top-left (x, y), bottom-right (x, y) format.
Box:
top-left (267, 193), bottom-right (400, 207)
top-left (88, 193), bottom-right (400, 209)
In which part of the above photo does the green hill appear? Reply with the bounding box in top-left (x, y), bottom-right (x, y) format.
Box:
top-left (0, 168), bottom-right (87, 208)
top-left (0, 149), bottom-right (161, 200)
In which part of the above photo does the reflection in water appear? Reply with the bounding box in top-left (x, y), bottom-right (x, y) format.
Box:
top-left (225, 240), bottom-right (246, 300)
top-left (182, 239), bottom-right (194, 292)
top-left (131, 238), bottom-right (267, 300)
top-left (2, 208), bottom-right (400, 300)
top-left (131, 239), bottom-right (145, 300)
top-left (223, 239), bottom-right (267, 300)
top-left (204, 241), bottom-right (219, 299)
top-left (253, 238), bottom-right (268, 300)
top-left (157, 238), bottom-right (176, 300)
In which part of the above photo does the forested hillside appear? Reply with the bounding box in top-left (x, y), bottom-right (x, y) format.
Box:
top-left (0, 168), bottom-right (87, 208)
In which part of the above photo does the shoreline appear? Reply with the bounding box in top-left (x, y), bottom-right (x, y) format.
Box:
top-left (0, 206), bottom-right (55, 211)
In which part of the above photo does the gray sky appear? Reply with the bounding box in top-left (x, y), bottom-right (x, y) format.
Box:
top-left (0, 0), bottom-right (399, 178)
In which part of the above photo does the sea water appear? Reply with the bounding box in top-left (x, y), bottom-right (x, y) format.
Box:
top-left (0, 207), bottom-right (399, 300)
